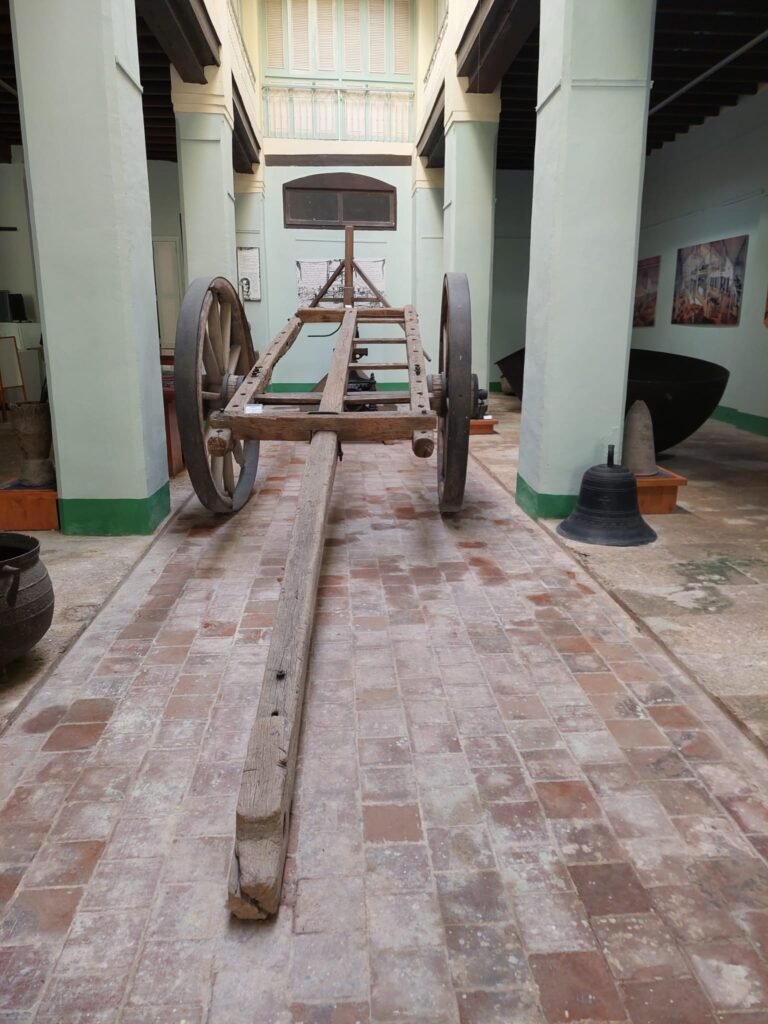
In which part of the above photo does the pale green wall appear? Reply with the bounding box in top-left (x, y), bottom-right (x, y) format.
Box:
top-left (490, 170), bottom-right (532, 383)
top-left (411, 184), bottom-right (443, 359)
top-left (236, 190), bottom-right (271, 353)
top-left (0, 157), bottom-right (38, 320)
top-left (260, 164), bottom-right (413, 386)
top-left (147, 160), bottom-right (183, 243)
top-left (633, 89), bottom-right (768, 421)
top-left (444, 119), bottom-right (498, 389)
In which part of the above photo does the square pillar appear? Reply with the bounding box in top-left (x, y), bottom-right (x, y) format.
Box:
top-left (411, 158), bottom-right (444, 355)
top-left (516, 0), bottom-right (656, 518)
top-left (11, 0), bottom-right (169, 534)
top-left (442, 74), bottom-right (500, 390)
top-left (173, 67), bottom-right (237, 284)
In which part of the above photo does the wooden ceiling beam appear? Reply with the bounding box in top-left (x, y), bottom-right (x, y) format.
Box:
top-left (457, 0), bottom-right (539, 93)
top-left (136, 0), bottom-right (219, 84)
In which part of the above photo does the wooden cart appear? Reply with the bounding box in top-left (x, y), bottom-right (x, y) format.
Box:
top-left (174, 229), bottom-right (480, 918)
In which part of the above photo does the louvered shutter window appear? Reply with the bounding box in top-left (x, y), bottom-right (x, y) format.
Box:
top-left (291, 0), bottom-right (310, 70)
top-left (393, 0), bottom-right (410, 75)
top-left (343, 0), bottom-right (362, 73)
top-left (316, 0), bottom-right (336, 71)
top-left (265, 0), bottom-right (285, 68)
top-left (368, 0), bottom-right (386, 74)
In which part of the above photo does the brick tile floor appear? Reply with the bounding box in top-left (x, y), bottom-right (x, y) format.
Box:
top-left (3, 440), bottom-right (768, 1021)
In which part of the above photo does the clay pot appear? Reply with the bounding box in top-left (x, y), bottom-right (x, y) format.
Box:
top-left (9, 402), bottom-right (56, 488)
top-left (0, 532), bottom-right (54, 668)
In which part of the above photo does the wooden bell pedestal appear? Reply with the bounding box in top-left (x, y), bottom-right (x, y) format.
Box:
top-left (0, 483), bottom-right (59, 531)
top-left (635, 467), bottom-right (687, 514)
top-left (470, 417), bottom-right (498, 435)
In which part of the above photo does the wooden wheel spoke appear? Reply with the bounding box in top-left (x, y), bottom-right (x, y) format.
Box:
top-left (203, 328), bottom-right (221, 379)
top-left (211, 454), bottom-right (224, 492)
top-left (223, 451), bottom-right (236, 495)
top-left (233, 440), bottom-right (245, 466)
top-left (220, 301), bottom-right (232, 354)
top-left (208, 299), bottom-right (226, 375)
top-left (227, 343), bottom-right (242, 375)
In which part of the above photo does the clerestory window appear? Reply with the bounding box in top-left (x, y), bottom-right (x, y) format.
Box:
top-left (283, 172), bottom-right (396, 230)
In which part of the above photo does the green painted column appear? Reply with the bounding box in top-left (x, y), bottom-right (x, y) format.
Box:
top-left (442, 85), bottom-right (500, 390)
top-left (411, 160), bottom-right (444, 356)
top-left (11, 0), bottom-right (169, 535)
top-left (516, 0), bottom-right (656, 519)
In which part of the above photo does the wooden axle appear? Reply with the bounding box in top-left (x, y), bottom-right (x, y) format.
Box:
top-left (210, 409), bottom-right (436, 447)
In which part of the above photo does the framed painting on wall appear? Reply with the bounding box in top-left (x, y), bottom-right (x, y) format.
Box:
top-left (671, 235), bottom-right (748, 326)
top-left (633, 255), bottom-right (661, 327)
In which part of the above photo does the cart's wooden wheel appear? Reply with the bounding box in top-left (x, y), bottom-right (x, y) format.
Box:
top-left (175, 276), bottom-right (259, 514)
top-left (437, 273), bottom-right (473, 515)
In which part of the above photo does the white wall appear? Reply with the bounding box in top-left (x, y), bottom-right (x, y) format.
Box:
top-left (261, 164), bottom-right (413, 386)
top-left (0, 157), bottom-right (38, 321)
top-left (632, 89), bottom-right (768, 421)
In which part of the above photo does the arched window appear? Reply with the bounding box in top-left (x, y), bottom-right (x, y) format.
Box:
top-left (283, 172), bottom-right (396, 229)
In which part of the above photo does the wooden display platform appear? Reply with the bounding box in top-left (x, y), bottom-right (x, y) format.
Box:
top-left (636, 466), bottom-right (687, 514)
top-left (0, 484), bottom-right (59, 530)
top-left (470, 417), bottom-right (498, 435)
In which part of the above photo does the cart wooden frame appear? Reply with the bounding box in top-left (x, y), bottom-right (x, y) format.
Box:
top-left (173, 228), bottom-right (478, 919)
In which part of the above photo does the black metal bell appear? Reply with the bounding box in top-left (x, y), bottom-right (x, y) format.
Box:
top-left (557, 446), bottom-right (657, 547)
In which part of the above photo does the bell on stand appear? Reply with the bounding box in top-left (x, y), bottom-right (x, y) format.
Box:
top-left (557, 445), bottom-right (657, 547)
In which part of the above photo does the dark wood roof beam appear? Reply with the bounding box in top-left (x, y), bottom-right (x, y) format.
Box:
top-left (136, 0), bottom-right (220, 85)
top-left (650, 25), bottom-right (768, 115)
top-left (232, 80), bottom-right (260, 172)
top-left (416, 85), bottom-right (445, 168)
top-left (457, 0), bottom-right (539, 94)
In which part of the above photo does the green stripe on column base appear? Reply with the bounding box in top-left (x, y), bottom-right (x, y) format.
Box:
top-left (515, 473), bottom-right (577, 520)
top-left (711, 405), bottom-right (768, 437)
top-left (59, 481), bottom-right (170, 536)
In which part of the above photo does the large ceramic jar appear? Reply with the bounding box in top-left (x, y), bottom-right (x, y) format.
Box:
top-left (0, 533), bottom-right (55, 669)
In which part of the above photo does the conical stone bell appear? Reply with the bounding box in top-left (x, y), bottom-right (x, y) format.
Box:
top-left (623, 400), bottom-right (658, 477)
top-left (557, 445), bottom-right (657, 547)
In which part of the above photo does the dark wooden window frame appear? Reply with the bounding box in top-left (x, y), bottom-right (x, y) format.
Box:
top-left (283, 172), bottom-right (397, 230)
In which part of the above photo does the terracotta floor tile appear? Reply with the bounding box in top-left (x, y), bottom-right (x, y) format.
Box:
top-left (435, 870), bottom-right (510, 924)
top-left (649, 885), bottom-right (742, 943)
top-left (456, 988), bottom-right (545, 1024)
top-left (0, 886), bottom-right (82, 945)
top-left (549, 822), bottom-right (619, 867)
top-left (291, 933), bottom-right (368, 1003)
top-left (23, 840), bottom-right (105, 888)
top-left (364, 842), bottom-right (432, 892)
top-left (688, 941), bottom-right (768, 1011)
top-left (295, 877), bottom-right (365, 935)
top-left (428, 826), bottom-right (496, 872)
top-left (515, 892), bottom-right (595, 953)
top-left (445, 922), bottom-right (528, 988)
top-left (41, 722), bottom-right (106, 752)
top-left (529, 950), bottom-right (625, 1023)
top-left (593, 912), bottom-right (688, 981)
top-left (535, 781), bottom-right (601, 820)
top-left (371, 948), bottom-right (456, 1020)
top-left (61, 699), bottom-right (117, 723)
top-left (621, 976), bottom-right (717, 1024)
top-left (363, 803), bottom-right (422, 842)
top-left (367, 891), bottom-right (444, 950)
top-left (569, 862), bottom-right (652, 917)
